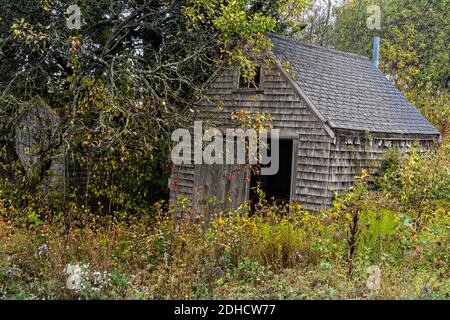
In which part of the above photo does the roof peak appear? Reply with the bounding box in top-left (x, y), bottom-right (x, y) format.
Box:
top-left (268, 33), bottom-right (370, 62)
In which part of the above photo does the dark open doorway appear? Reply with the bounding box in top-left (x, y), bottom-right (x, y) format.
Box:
top-left (249, 139), bottom-right (293, 207)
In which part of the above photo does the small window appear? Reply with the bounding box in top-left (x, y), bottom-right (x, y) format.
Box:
top-left (239, 65), bottom-right (261, 89)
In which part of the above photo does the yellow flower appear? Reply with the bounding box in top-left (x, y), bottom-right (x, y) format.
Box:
top-left (344, 213), bottom-right (352, 221)
top-left (217, 217), bottom-right (225, 226)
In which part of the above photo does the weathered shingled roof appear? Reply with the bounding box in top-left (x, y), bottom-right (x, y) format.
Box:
top-left (269, 34), bottom-right (440, 136)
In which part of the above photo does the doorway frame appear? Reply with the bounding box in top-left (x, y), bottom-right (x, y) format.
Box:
top-left (245, 134), bottom-right (298, 204)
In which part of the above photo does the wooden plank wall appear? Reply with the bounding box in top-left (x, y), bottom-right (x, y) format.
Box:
top-left (170, 62), bottom-right (334, 212)
top-left (328, 130), bottom-right (437, 195)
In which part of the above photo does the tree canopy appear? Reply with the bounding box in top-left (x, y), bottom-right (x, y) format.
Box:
top-left (0, 0), bottom-right (307, 211)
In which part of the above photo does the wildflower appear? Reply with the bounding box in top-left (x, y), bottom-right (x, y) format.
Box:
top-left (92, 270), bottom-right (110, 288)
top-left (302, 213), bottom-right (311, 223)
top-left (217, 217), bottom-right (225, 226)
top-left (36, 243), bottom-right (48, 256)
top-left (5, 265), bottom-right (22, 278)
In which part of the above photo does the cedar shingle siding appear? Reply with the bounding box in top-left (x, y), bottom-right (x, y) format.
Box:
top-left (171, 35), bottom-right (440, 211)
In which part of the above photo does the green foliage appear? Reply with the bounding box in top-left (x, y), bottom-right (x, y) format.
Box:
top-left (0, 0), bottom-right (310, 216)
top-left (374, 143), bottom-right (450, 210)
top-left (1, 143), bottom-right (448, 300)
top-left (183, 0), bottom-right (308, 80)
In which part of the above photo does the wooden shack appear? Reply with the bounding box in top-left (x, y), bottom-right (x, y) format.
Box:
top-left (170, 34), bottom-right (440, 212)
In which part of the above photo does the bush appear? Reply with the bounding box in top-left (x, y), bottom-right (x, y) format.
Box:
top-left (0, 144), bottom-right (448, 300)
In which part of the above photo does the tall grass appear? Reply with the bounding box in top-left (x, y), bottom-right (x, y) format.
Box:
top-left (0, 143), bottom-right (448, 299)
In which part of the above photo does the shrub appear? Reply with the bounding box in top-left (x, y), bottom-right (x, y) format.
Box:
top-left (0, 143), bottom-right (448, 299)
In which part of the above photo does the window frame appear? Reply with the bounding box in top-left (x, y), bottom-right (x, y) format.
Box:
top-left (234, 64), bottom-right (264, 93)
